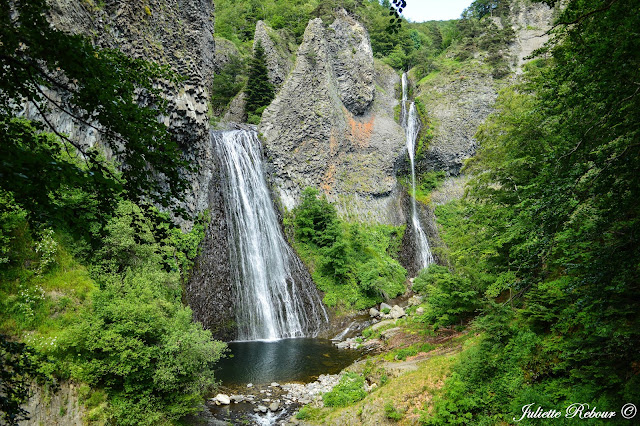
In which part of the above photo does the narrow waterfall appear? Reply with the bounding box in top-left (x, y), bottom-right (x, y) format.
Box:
top-left (214, 129), bottom-right (328, 341)
top-left (402, 74), bottom-right (435, 269)
top-left (401, 72), bottom-right (408, 126)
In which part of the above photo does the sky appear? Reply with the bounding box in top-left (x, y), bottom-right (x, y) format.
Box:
top-left (401, 0), bottom-right (474, 22)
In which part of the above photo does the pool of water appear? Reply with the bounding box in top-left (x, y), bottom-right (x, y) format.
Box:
top-left (215, 338), bottom-right (362, 386)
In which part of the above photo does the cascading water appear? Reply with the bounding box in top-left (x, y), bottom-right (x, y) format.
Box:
top-left (401, 73), bottom-right (408, 126)
top-left (214, 129), bottom-right (328, 341)
top-left (402, 73), bottom-right (435, 269)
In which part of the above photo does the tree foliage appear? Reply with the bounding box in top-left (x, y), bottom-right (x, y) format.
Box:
top-left (1, 0), bottom-right (192, 224)
top-left (423, 0), bottom-right (640, 422)
top-left (0, 335), bottom-right (39, 425)
top-left (291, 188), bottom-right (406, 309)
top-left (245, 40), bottom-right (275, 124)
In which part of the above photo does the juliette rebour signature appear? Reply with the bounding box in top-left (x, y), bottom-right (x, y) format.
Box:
top-left (513, 403), bottom-right (637, 421)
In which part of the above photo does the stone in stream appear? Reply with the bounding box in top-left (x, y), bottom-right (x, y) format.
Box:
top-left (269, 401), bottom-right (280, 412)
top-left (257, 405), bottom-right (268, 413)
top-left (247, 383), bottom-right (254, 388)
top-left (214, 394), bottom-right (231, 405)
top-left (270, 382), bottom-right (280, 387)
top-left (369, 307), bottom-right (379, 317)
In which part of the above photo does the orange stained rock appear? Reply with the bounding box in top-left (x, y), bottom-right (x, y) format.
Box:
top-left (346, 111), bottom-right (375, 149)
top-left (322, 164), bottom-right (336, 194)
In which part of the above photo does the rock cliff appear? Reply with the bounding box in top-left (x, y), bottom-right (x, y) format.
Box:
top-left (253, 21), bottom-right (295, 89)
top-left (259, 10), bottom-right (406, 225)
top-left (416, 0), bottom-right (552, 177)
top-left (25, 0), bottom-right (216, 220)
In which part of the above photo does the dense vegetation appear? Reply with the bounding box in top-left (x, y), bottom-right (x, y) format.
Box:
top-left (1, 0), bottom-right (225, 424)
top-left (244, 40), bottom-right (275, 124)
top-left (411, 0), bottom-right (640, 423)
top-left (288, 188), bottom-right (406, 310)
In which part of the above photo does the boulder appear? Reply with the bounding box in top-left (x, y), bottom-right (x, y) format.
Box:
top-left (269, 401), bottom-right (280, 412)
top-left (369, 307), bottom-right (380, 317)
top-left (380, 302), bottom-right (392, 312)
top-left (390, 305), bottom-right (405, 319)
top-left (407, 295), bottom-right (423, 306)
top-left (214, 394), bottom-right (231, 405)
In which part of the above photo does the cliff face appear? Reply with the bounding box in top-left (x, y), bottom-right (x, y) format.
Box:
top-left (259, 10), bottom-right (406, 225)
top-left (25, 0), bottom-right (216, 219)
top-left (416, 0), bottom-right (552, 178)
top-left (253, 21), bottom-right (295, 89)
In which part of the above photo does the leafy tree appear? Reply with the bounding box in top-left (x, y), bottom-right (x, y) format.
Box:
top-left (293, 187), bottom-right (340, 247)
top-left (0, 335), bottom-right (38, 425)
top-left (1, 0), bottom-right (192, 226)
top-left (292, 188), bottom-right (406, 308)
top-left (211, 55), bottom-right (247, 114)
top-left (425, 0), bottom-right (640, 422)
top-left (245, 40), bottom-right (275, 123)
top-left (59, 201), bottom-right (225, 424)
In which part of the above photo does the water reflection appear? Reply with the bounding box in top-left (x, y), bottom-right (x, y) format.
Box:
top-left (215, 338), bottom-right (361, 385)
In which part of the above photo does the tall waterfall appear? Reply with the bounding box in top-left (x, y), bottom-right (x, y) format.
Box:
top-left (402, 74), bottom-right (435, 269)
top-left (401, 73), bottom-right (408, 126)
top-left (214, 130), bottom-right (328, 341)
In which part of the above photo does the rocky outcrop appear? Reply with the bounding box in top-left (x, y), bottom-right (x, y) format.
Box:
top-left (416, 70), bottom-right (497, 176)
top-left (25, 0), bottom-right (216, 221)
top-left (253, 21), bottom-right (295, 89)
top-left (509, 0), bottom-right (553, 74)
top-left (213, 36), bottom-right (242, 74)
top-left (260, 11), bottom-right (406, 225)
top-left (415, 1), bottom-right (552, 177)
top-left (22, 383), bottom-right (84, 426)
top-left (185, 144), bottom-right (235, 340)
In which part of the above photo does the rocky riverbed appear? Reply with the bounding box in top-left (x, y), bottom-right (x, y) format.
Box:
top-left (206, 294), bottom-right (425, 425)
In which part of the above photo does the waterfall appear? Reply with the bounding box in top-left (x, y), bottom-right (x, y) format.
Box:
top-left (214, 130), bottom-right (328, 341)
top-left (401, 73), bottom-right (408, 126)
top-left (402, 74), bottom-right (435, 269)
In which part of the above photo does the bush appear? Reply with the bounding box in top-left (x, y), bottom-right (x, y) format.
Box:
top-left (292, 188), bottom-right (407, 310)
top-left (322, 373), bottom-right (367, 407)
top-left (413, 265), bottom-right (480, 328)
top-left (385, 402), bottom-right (404, 421)
top-left (55, 201), bottom-right (226, 424)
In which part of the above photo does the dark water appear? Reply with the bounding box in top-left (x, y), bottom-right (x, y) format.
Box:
top-left (215, 338), bottom-right (361, 386)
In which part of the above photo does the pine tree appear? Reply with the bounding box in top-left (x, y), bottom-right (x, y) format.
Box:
top-left (244, 40), bottom-right (274, 123)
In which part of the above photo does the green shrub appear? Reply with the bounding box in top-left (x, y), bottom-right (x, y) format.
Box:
top-left (57, 201), bottom-right (226, 424)
top-left (322, 373), bottom-right (367, 407)
top-left (296, 406), bottom-right (312, 420)
top-left (413, 265), bottom-right (480, 328)
top-left (384, 402), bottom-right (404, 421)
top-left (292, 188), bottom-right (407, 310)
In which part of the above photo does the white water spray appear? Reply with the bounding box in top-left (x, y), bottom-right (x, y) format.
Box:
top-left (214, 130), bottom-right (328, 340)
top-left (401, 73), bottom-right (435, 269)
